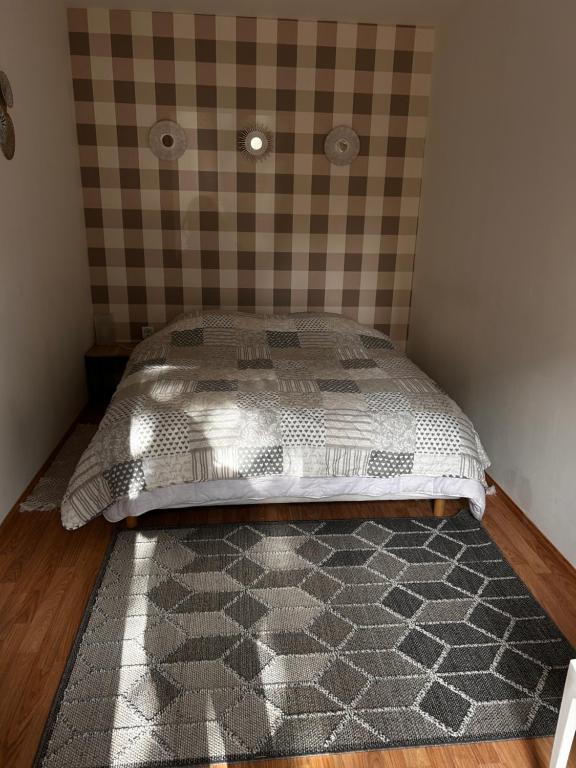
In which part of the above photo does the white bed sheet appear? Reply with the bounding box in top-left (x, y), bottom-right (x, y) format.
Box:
top-left (103, 474), bottom-right (486, 523)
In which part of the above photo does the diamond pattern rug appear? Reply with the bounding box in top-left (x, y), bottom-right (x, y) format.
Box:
top-left (34, 511), bottom-right (573, 767)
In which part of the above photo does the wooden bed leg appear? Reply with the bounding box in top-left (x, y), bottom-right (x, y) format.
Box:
top-left (433, 499), bottom-right (447, 517)
top-left (125, 516), bottom-right (138, 529)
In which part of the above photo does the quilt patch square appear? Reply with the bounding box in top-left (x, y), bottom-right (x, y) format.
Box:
top-left (326, 447), bottom-right (371, 476)
top-left (357, 379), bottom-right (403, 393)
top-left (341, 359), bottom-right (378, 369)
top-left (321, 392), bottom-right (368, 411)
top-left (266, 331), bottom-right (301, 348)
top-left (298, 331), bottom-right (337, 348)
top-left (280, 409), bottom-right (326, 446)
top-left (317, 379), bottom-right (361, 393)
top-left (196, 380), bottom-right (239, 392)
top-left (202, 313), bottom-right (234, 327)
top-left (237, 392), bottom-right (280, 409)
top-left (359, 334), bottom-right (395, 350)
top-left (203, 328), bottom-right (240, 346)
top-left (130, 412), bottom-right (191, 458)
top-left (238, 345), bottom-right (272, 361)
top-left (416, 412), bottom-right (461, 454)
top-left (278, 393), bottom-right (323, 410)
top-left (325, 410), bottom-right (374, 448)
top-left (274, 360), bottom-right (307, 372)
top-left (372, 412), bottom-right (416, 452)
top-left (367, 450), bottom-right (414, 477)
top-left (242, 409), bottom-right (282, 447)
top-left (283, 446), bottom-right (326, 476)
top-left (239, 446), bottom-right (283, 477)
top-left (171, 328), bottom-right (204, 347)
top-left (277, 377), bottom-right (320, 394)
top-left (377, 357), bottom-right (424, 378)
top-left (406, 394), bottom-right (455, 413)
top-left (238, 378), bottom-right (280, 393)
top-left (413, 453), bottom-right (461, 477)
top-left (189, 408), bottom-right (241, 449)
top-left (142, 453), bottom-right (193, 489)
top-left (103, 459), bottom-right (147, 498)
top-left (364, 392), bottom-right (411, 412)
top-left (293, 316), bottom-right (329, 331)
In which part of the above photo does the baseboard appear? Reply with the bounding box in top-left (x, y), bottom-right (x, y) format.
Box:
top-left (486, 472), bottom-right (576, 579)
top-left (0, 405), bottom-right (87, 529)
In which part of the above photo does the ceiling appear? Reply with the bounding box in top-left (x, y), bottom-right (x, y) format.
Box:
top-left (65, 0), bottom-right (464, 26)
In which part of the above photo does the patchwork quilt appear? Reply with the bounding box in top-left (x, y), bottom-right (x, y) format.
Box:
top-left (62, 312), bottom-right (490, 530)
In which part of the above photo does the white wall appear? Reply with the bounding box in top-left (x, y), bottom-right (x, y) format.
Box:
top-left (410, 0), bottom-right (576, 565)
top-left (0, 0), bottom-right (92, 525)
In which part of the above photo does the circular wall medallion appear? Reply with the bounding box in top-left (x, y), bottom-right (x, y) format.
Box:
top-left (324, 125), bottom-right (360, 166)
top-left (0, 106), bottom-right (7, 144)
top-left (0, 107), bottom-right (14, 160)
top-left (0, 71), bottom-right (13, 109)
top-left (148, 120), bottom-right (187, 161)
top-left (238, 124), bottom-right (273, 161)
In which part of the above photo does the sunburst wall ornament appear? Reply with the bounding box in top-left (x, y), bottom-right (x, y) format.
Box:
top-left (0, 105), bottom-right (14, 160)
top-left (0, 71), bottom-right (13, 109)
top-left (238, 124), bottom-right (273, 161)
top-left (0, 70), bottom-right (15, 160)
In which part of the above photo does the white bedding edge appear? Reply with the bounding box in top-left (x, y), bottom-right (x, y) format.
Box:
top-left (103, 475), bottom-right (486, 524)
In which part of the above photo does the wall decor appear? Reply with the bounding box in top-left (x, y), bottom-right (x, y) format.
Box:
top-left (149, 119), bottom-right (187, 161)
top-left (0, 71), bottom-right (13, 109)
top-left (0, 106), bottom-right (14, 160)
top-left (238, 124), bottom-right (273, 161)
top-left (0, 70), bottom-right (14, 160)
top-left (0, 106), bottom-right (6, 144)
top-left (68, 9), bottom-right (434, 346)
top-left (324, 125), bottom-right (360, 166)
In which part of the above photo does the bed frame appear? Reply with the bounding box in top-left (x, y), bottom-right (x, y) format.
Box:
top-left (123, 498), bottom-right (448, 528)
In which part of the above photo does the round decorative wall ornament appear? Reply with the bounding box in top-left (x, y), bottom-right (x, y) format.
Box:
top-left (0, 71), bottom-right (13, 109)
top-left (148, 120), bottom-right (187, 161)
top-left (324, 125), bottom-right (360, 166)
top-left (0, 106), bottom-right (15, 160)
top-left (0, 106), bottom-right (7, 144)
top-left (238, 124), bottom-right (273, 161)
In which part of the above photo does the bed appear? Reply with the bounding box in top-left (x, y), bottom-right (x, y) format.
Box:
top-left (61, 311), bottom-right (490, 530)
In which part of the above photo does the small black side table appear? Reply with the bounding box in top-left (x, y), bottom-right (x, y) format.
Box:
top-left (84, 343), bottom-right (137, 406)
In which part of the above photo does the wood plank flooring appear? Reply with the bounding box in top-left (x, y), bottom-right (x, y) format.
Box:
top-left (1, 493), bottom-right (575, 768)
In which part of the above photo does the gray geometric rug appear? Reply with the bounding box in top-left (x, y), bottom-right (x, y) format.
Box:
top-left (20, 424), bottom-right (97, 511)
top-left (34, 511), bottom-right (572, 767)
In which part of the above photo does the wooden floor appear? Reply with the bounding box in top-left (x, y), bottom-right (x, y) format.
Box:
top-left (1, 492), bottom-right (575, 768)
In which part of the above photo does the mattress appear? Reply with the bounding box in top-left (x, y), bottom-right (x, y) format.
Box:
top-left (62, 311), bottom-right (490, 530)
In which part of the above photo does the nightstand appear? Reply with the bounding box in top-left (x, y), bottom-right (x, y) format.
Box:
top-left (85, 343), bottom-right (138, 406)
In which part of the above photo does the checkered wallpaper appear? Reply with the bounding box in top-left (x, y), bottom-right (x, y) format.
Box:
top-left (68, 9), bottom-right (434, 346)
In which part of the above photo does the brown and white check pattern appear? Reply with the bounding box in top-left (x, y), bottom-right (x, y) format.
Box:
top-left (68, 10), bottom-right (434, 345)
